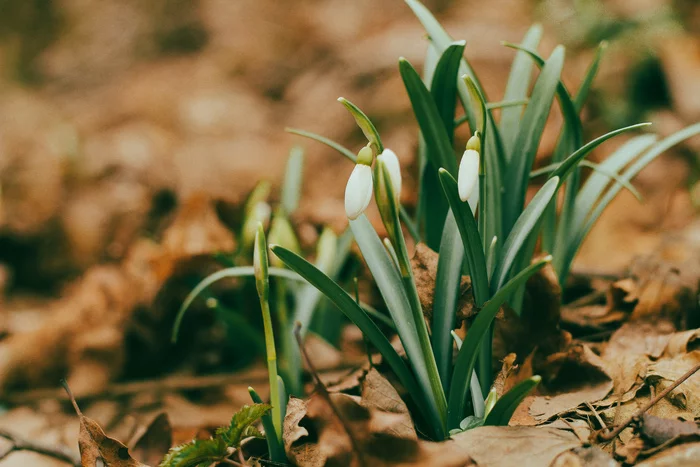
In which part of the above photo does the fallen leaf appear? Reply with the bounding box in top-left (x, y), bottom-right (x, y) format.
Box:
top-left (451, 426), bottom-right (580, 467)
top-left (550, 446), bottom-right (619, 467)
top-left (528, 345), bottom-right (613, 423)
top-left (65, 384), bottom-right (148, 467)
top-left (638, 413), bottom-right (700, 447)
top-left (636, 442), bottom-right (700, 466)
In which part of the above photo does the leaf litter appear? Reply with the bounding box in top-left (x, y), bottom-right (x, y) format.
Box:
top-left (1, 0), bottom-right (700, 466)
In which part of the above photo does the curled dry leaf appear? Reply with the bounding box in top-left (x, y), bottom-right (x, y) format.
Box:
top-left (65, 384), bottom-right (148, 467)
top-left (636, 442), bottom-right (700, 466)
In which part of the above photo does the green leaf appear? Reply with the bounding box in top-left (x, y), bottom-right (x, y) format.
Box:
top-left (420, 41), bottom-right (466, 248)
top-left (217, 403), bottom-right (273, 447)
top-left (338, 97), bottom-right (384, 153)
top-left (500, 24), bottom-right (543, 157)
top-left (491, 177), bottom-right (559, 292)
top-left (160, 438), bottom-right (228, 467)
top-left (447, 257), bottom-right (550, 428)
top-left (281, 146), bottom-right (304, 215)
top-left (269, 244), bottom-right (444, 438)
top-left (549, 123), bottom-right (651, 180)
top-left (405, 0), bottom-right (485, 131)
top-left (561, 122), bottom-right (700, 283)
top-left (172, 266), bottom-right (306, 343)
top-left (432, 211), bottom-right (464, 391)
top-left (285, 128), bottom-right (356, 163)
top-left (502, 46), bottom-right (565, 235)
top-left (574, 41), bottom-right (607, 110)
top-left (438, 169), bottom-right (489, 306)
top-left (483, 376), bottom-right (541, 426)
top-left (430, 41), bottom-right (466, 140)
top-left (350, 215), bottom-right (447, 432)
top-left (571, 135), bottom-right (657, 233)
top-left (400, 57), bottom-right (457, 176)
top-left (249, 388), bottom-right (286, 463)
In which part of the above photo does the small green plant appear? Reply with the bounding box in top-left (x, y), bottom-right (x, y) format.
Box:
top-left (160, 403), bottom-right (271, 467)
top-left (275, 0), bottom-right (700, 441)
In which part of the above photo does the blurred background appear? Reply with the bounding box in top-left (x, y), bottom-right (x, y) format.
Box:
top-left (0, 0), bottom-right (699, 463)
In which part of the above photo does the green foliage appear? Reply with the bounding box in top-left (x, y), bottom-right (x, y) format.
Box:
top-left (160, 404), bottom-right (270, 467)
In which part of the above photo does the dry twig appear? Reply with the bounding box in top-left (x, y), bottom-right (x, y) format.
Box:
top-left (0, 428), bottom-right (81, 466)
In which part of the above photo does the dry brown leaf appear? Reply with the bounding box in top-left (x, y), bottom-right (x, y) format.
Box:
top-left (451, 426), bottom-right (581, 467)
top-left (66, 385), bottom-right (148, 467)
top-left (410, 243), bottom-right (475, 324)
top-left (550, 446), bottom-right (619, 467)
top-left (646, 351), bottom-right (700, 417)
top-left (528, 345), bottom-right (613, 423)
top-left (636, 442), bottom-right (700, 466)
top-left (638, 413), bottom-right (700, 447)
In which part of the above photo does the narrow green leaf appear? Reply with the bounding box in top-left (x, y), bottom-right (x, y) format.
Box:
top-left (574, 41), bottom-right (607, 110)
top-left (405, 0), bottom-right (485, 131)
top-left (270, 244), bottom-right (444, 438)
top-left (483, 376), bottom-right (541, 426)
top-left (492, 177), bottom-right (559, 292)
top-left (447, 257), bottom-right (550, 428)
top-left (248, 388), bottom-right (285, 463)
top-left (432, 211), bottom-right (464, 391)
top-left (571, 135), bottom-right (657, 233)
top-left (500, 25), bottom-right (543, 157)
top-left (579, 160), bottom-right (642, 201)
top-left (399, 57), bottom-right (457, 176)
top-left (438, 169), bottom-right (489, 306)
top-left (550, 123), bottom-right (651, 180)
top-left (561, 122), bottom-right (700, 283)
top-left (285, 128), bottom-right (356, 163)
top-left (431, 40), bottom-right (466, 140)
top-left (172, 266), bottom-right (305, 342)
top-left (502, 46), bottom-right (565, 235)
top-left (281, 146), bottom-right (304, 215)
top-left (338, 97), bottom-right (384, 153)
top-left (350, 215), bottom-right (447, 431)
top-left (451, 332), bottom-right (486, 419)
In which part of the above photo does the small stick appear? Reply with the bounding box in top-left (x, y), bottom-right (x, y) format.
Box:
top-left (598, 363), bottom-right (700, 441)
top-left (0, 428), bottom-right (81, 466)
top-left (294, 322), bottom-right (366, 465)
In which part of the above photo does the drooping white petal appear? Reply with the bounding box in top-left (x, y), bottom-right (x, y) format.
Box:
top-left (458, 149), bottom-right (480, 202)
top-left (467, 175), bottom-right (479, 214)
top-left (345, 164), bottom-right (373, 219)
top-left (377, 148), bottom-right (402, 199)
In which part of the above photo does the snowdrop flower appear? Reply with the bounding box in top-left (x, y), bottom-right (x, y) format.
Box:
top-left (377, 148), bottom-right (402, 202)
top-left (345, 145), bottom-right (375, 220)
top-left (458, 134), bottom-right (481, 203)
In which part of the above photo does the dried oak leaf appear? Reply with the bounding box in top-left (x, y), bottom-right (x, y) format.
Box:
top-left (410, 243), bottom-right (475, 324)
top-left (66, 384), bottom-right (148, 467)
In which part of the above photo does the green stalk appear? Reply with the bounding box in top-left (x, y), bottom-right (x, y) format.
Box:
top-left (375, 161), bottom-right (448, 429)
top-left (253, 224), bottom-right (283, 444)
top-left (276, 281), bottom-right (301, 396)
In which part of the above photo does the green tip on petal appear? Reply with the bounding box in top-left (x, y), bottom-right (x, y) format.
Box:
top-left (466, 134), bottom-right (481, 153)
top-left (357, 145), bottom-right (374, 166)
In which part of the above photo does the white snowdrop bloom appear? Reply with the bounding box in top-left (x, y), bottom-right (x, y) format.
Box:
top-left (458, 148), bottom-right (480, 202)
top-left (377, 148), bottom-right (402, 201)
top-left (467, 172), bottom-right (479, 213)
top-left (345, 145), bottom-right (375, 220)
